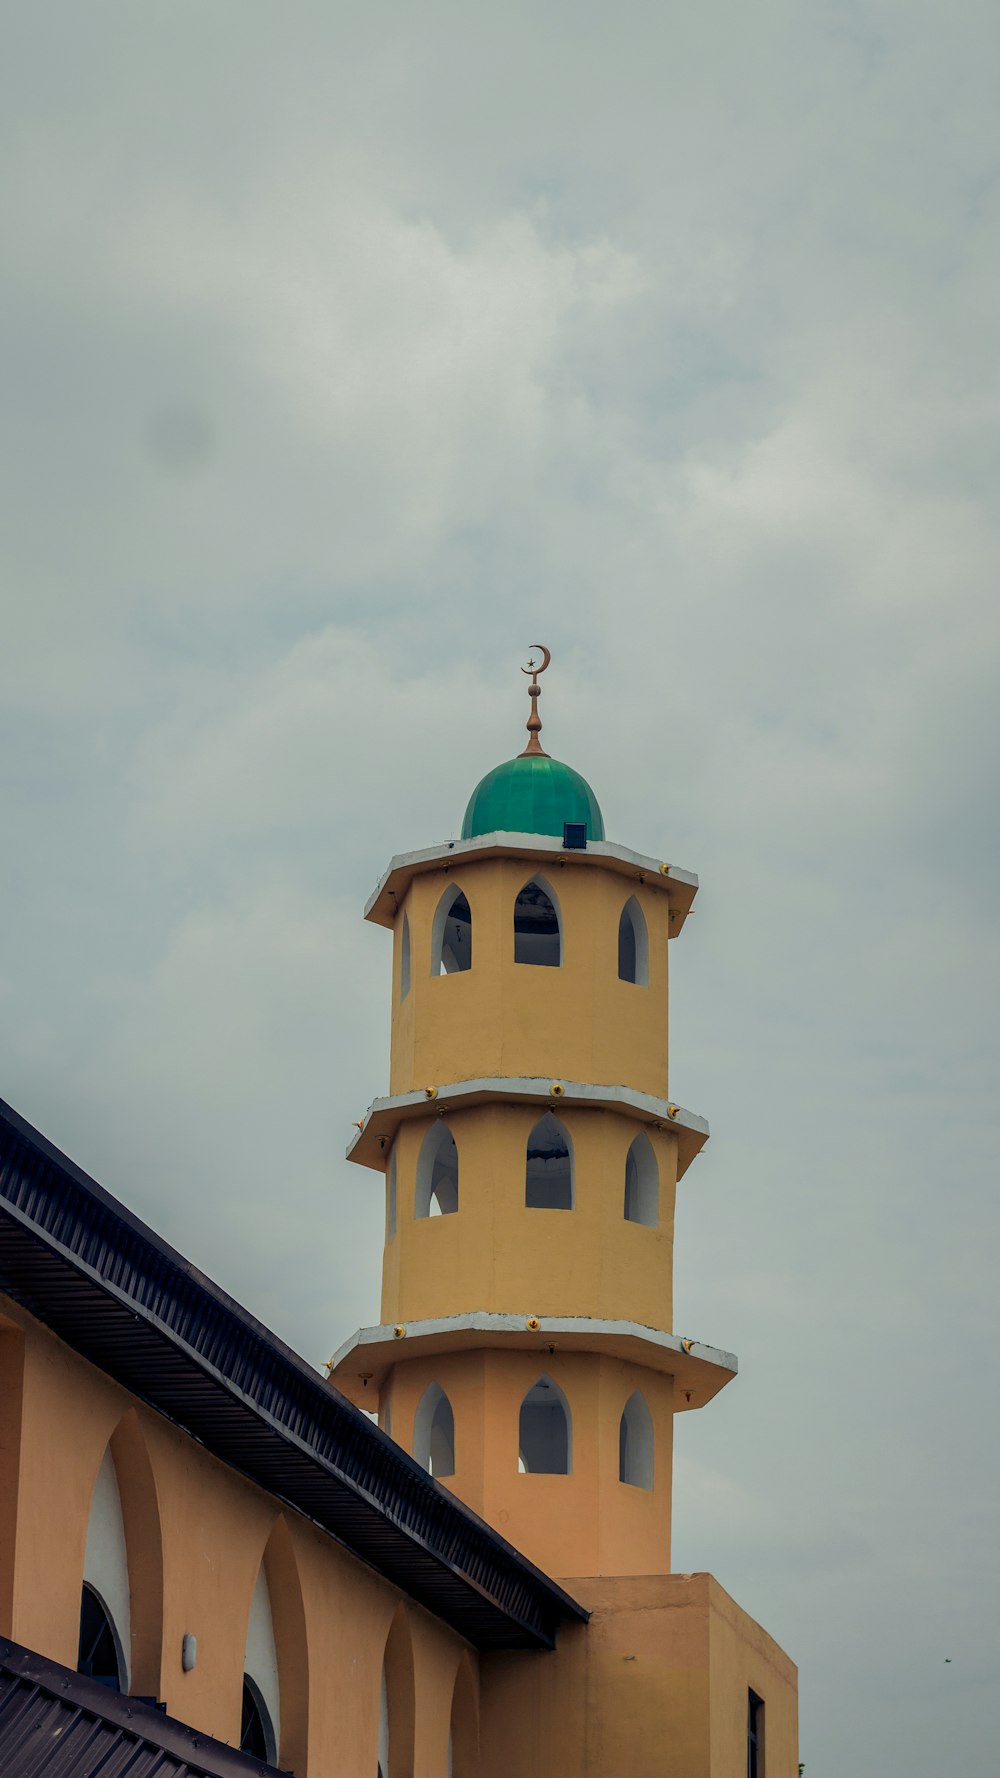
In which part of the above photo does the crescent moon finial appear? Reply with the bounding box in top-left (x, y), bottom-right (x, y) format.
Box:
top-left (518, 644), bottom-right (551, 758)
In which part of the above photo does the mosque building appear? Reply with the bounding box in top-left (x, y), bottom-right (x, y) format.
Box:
top-left (0, 650), bottom-right (798, 1776)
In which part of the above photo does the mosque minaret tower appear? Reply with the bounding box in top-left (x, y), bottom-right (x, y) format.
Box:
top-left (329, 647), bottom-right (736, 1582)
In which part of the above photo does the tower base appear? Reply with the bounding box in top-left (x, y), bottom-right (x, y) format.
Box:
top-left (478, 1572), bottom-right (798, 1778)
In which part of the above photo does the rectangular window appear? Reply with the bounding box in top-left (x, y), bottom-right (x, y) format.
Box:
top-left (748, 1689), bottom-right (764, 1778)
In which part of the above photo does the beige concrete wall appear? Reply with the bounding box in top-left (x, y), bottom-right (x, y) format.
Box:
top-left (478, 1573), bottom-right (799, 1778)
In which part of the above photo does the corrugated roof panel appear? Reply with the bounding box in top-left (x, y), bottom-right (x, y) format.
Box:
top-left (0, 1638), bottom-right (281, 1777)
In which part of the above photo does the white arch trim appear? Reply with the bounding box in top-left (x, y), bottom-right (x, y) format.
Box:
top-left (83, 1447), bottom-right (131, 1691)
top-left (244, 1564), bottom-right (280, 1762)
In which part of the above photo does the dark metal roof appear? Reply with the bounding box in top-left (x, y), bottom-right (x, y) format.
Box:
top-left (0, 1097), bottom-right (586, 1652)
top-left (0, 1636), bottom-right (285, 1778)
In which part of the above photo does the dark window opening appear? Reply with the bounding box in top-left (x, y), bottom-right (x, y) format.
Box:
top-left (518, 1376), bottom-right (571, 1473)
top-left (623, 1132), bottom-right (658, 1227)
top-left (241, 1675), bottom-right (275, 1763)
top-left (399, 913), bottom-right (411, 1000)
top-left (416, 1123), bottom-right (459, 1217)
top-left (525, 1113), bottom-right (573, 1209)
top-left (618, 896), bottom-right (649, 985)
top-left (513, 878), bottom-right (561, 967)
top-left (77, 1584), bottom-right (123, 1692)
top-left (433, 889), bottom-right (472, 974)
top-left (748, 1689), bottom-right (764, 1778)
top-left (618, 1391), bottom-right (654, 1489)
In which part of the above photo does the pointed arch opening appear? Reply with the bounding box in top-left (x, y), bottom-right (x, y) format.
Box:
top-left (618, 895), bottom-right (649, 985)
top-left (399, 913), bottom-right (411, 1001)
top-left (449, 1650), bottom-right (479, 1778)
top-left (378, 1605), bottom-right (415, 1778)
top-left (518, 1375), bottom-right (571, 1474)
top-left (80, 1446), bottom-right (130, 1691)
top-left (243, 1562), bottom-right (280, 1763)
top-left (513, 875), bottom-right (561, 966)
top-left (415, 1122), bottom-right (459, 1217)
top-left (525, 1112), bottom-right (573, 1209)
top-left (619, 1390), bottom-right (655, 1489)
top-left (624, 1131), bottom-right (658, 1228)
top-left (106, 1411), bottom-right (163, 1698)
top-left (261, 1515), bottom-right (309, 1774)
top-left (413, 1383), bottom-right (456, 1478)
top-left (386, 1149), bottom-right (397, 1242)
top-left (432, 887), bottom-right (473, 974)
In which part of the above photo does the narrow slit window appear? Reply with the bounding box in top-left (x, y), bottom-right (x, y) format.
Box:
top-left (518, 1375), bottom-right (571, 1474)
top-left (432, 887), bottom-right (472, 974)
top-left (618, 1391), bottom-right (654, 1489)
top-left (415, 1123), bottom-right (459, 1217)
top-left (399, 913), bottom-right (411, 1000)
top-left (386, 1150), bottom-right (397, 1242)
top-left (525, 1113), bottom-right (573, 1209)
top-left (623, 1132), bottom-right (658, 1227)
top-left (414, 1383), bottom-right (456, 1477)
top-left (748, 1690), bottom-right (764, 1778)
top-left (513, 877), bottom-right (561, 967)
top-left (618, 896), bottom-right (649, 985)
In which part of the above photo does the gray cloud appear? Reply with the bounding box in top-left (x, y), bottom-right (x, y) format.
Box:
top-left (2, 4), bottom-right (999, 1772)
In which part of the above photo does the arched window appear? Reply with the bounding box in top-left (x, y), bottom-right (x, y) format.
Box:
top-left (399, 913), bottom-right (411, 1001)
top-left (449, 1650), bottom-right (478, 1778)
top-left (413, 1382), bottom-right (456, 1478)
top-left (415, 1122), bottom-right (459, 1217)
top-left (623, 1131), bottom-right (658, 1227)
top-left (77, 1584), bottom-right (124, 1691)
top-left (81, 1446), bottom-right (130, 1690)
top-left (377, 1665), bottom-right (389, 1778)
top-left (432, 887), bottom-right (472, 974)
top-left (619, 1391), bottom-right (654, 1489)
top-left (243, 1565), bottom-right (280, 1762)
top-left (378, 1606), bottom-right (415, 1778)
top-left (386, 1149), bottom-right (397, 1242)
top-left (519, 1375), bottom-right (571, 1473)
top-left (618, 895), bottom-right (649, 985)
top-left (259, 1516), bottom-right (308, 1775)
top-left (241, 1674), bottom-right (276, 1761)
top-left (525, 1113), bottom-right (573, 1209)
top-left (513, 876), bottom-right (561, 966)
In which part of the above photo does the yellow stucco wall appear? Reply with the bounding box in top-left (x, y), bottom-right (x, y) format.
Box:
top-left (479, 1573), bottom-right (799, 1778)
top-left (389, 859), bottom-right (670, 1099)
top-left (380, 1103), bottom-right (677, 1331)
top-left (0, 1301), bottom-right (475, 1776)
top-left (385, 1348), bottom-right (674, 1578)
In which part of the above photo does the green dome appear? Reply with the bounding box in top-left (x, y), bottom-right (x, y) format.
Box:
top-left (461, 753), bottom-right (605, 841)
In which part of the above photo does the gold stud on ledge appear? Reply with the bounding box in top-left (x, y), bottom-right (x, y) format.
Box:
top-left (393, 1325), bottom-right (406, 1339)
top-left (526, 1316), bottom-right (541, 1331)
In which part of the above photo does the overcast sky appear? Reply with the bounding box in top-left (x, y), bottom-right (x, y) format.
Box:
top-left (2, 4), bottom-right (999, 1771)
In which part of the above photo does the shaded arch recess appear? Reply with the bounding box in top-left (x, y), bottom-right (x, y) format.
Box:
top-left (416, 1122), bottom-right (459, 1217)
